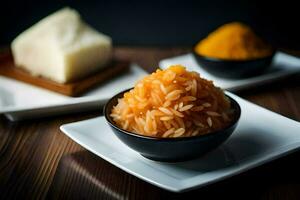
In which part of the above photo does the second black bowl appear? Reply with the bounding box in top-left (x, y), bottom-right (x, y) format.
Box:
top-left (104, 89), bottom-right (241, 162)
top-left (192, 50), bottom-right (275, 79)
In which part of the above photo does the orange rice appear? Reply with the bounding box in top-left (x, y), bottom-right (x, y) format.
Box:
top-left (110, 65), bottom-right (233, 138)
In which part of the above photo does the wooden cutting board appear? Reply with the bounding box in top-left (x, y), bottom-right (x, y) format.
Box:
top-left (0, 50), bottom-right (130, 97)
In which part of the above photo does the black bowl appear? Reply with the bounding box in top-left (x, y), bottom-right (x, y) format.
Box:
top-left (104, 89), bottom-right (241, 162)
top-left (192, 49), bottom-right (275, 79)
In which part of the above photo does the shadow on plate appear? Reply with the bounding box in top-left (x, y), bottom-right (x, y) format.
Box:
top-left (0, 86), bottom-right (15, 107)
top-left (236, 72), bottom-right (300, 95)
top-left (162, 128), bottom-right (281, 174)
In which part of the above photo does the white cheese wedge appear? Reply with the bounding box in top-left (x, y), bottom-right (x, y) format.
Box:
top-left (11, 7), bottom-right (112, 83)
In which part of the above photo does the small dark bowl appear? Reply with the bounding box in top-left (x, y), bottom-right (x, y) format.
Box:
top-left (104, 89), bottom-right (241, 162)
top-left (192, 49), bottom-right (275, 79)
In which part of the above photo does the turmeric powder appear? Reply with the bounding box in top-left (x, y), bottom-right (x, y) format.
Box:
top-left (194, 22), bottom-right (273, 60)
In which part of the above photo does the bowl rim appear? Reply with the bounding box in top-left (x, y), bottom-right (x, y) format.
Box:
top-left (192, 43), bottom-right (276, 63)
top-left (104, 88), bottom-right (241, 142)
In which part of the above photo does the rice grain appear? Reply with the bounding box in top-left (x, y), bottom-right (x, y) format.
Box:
top-left (111, 65), bottom-right (232, 138)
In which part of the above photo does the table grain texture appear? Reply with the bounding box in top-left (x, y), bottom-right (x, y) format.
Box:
top-left (1, 47), bottom-right (300, 200)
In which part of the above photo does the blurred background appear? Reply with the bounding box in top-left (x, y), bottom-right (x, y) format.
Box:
top-left (1, 0), bottom-right (299, 49)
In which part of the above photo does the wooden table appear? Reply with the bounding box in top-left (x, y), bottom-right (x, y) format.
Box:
top-left (1, 47), bottom-right (300, 199)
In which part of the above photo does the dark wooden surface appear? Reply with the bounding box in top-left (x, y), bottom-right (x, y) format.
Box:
top-left (1, 47), bottom-right (300, 199)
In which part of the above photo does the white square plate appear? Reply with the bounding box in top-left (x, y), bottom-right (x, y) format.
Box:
top-left (60, 93), bottom-right (300, 192)
top-left (0, 64), bottom-right (147, 121)
top-left (160, 52), bottom-right (300, 91)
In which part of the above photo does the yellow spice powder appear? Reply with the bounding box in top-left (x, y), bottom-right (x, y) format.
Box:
top-left (194, 22), bottom-right (273, 60)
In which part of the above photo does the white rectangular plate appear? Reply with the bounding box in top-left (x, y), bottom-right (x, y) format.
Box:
top-left (0, 64), bottom-right (147, 121)
top-left (60, 93), bottom-right (300, 192)
top-left (159, 52), bottom-right (300, 91)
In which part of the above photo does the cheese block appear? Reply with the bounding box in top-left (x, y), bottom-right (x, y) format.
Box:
top-left (11, 7), bottom-right (112, 83)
